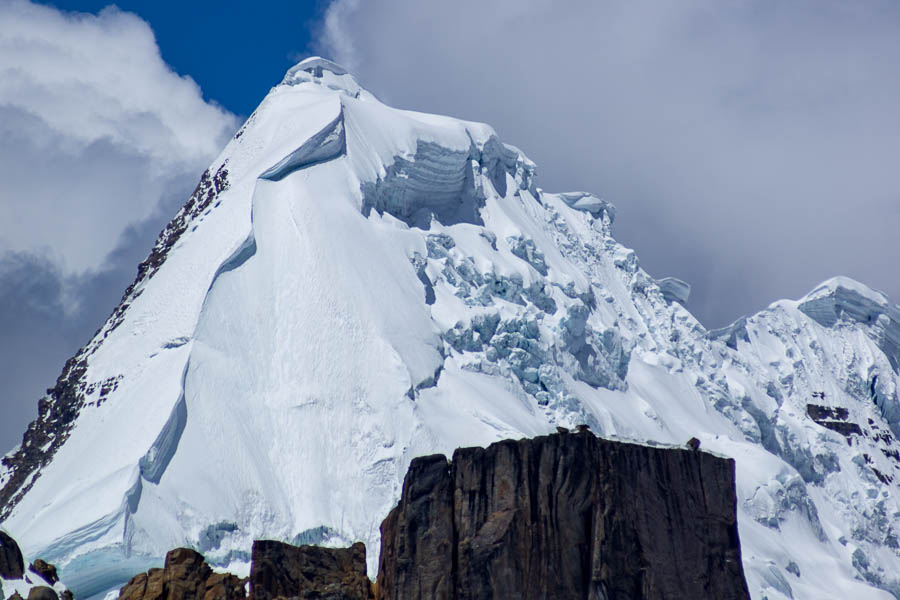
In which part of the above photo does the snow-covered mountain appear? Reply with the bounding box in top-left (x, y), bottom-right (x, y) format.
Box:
top-left (2, 57), bottom-right (899, 600)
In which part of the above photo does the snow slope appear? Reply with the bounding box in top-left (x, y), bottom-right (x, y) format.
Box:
top-left (2, 57), bottom-right (900, 599)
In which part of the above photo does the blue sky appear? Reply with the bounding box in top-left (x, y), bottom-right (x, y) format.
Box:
top-left (42, 0), bottom-right (327, 117)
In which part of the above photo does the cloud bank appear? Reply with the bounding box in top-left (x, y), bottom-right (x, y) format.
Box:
top-left (0, 1), bottom-right (237, 452)
top-left (317, 0), bottom-right (900, 328)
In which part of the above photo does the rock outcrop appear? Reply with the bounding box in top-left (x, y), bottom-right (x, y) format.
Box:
top-left (0, 531), bottom-right (24, 580)
top-left (117, 543), bottom-right (372, 600)
top-left (249, 540), bottom-right (373, 600)
top-left (29, 560), bottom-right (59, 586)
top-left (119, 548), bottom-right (244, 600)
top-left (378, 432), bottom-right (750, 600)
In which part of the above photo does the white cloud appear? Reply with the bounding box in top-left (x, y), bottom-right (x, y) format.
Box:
top-left (318, 0), bottom-right (900, 326)
top-left (0, 0), bottom-right (238, 273)
top-left (0, 1), bottom-right (238, 453)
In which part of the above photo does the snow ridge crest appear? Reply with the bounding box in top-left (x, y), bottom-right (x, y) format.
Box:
top-left (281, 56), bottom-right (363, 98)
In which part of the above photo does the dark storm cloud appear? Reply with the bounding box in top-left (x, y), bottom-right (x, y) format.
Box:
top-left (318, 0), bottom-right (900, 327)
top-left (0, 172), bottom-right (197, 454)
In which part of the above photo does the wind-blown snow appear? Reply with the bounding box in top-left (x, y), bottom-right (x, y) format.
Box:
top-left (259, 111), bottom-right (346, 181)
top-left (656, 276), bottom-right (691, 306)
top-left (2, 59), bottom-right (900, 600)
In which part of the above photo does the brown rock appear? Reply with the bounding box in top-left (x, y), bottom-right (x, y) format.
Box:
top-left (120, 568), bottom-right (168, 600)
top-left (164, 549), bottom-right (212, 600)
top-left (121, 569), bottom-right (158, 600)
top-left (376, 455), bottom-right (454, 600)
top-left (145, 569), bottom-right (166, 600)
top-left (119, 572), bottom-right (149, 600)
top-left (118, 550), bottom-right (238, 600)
top-left (27, 586), bottom-right (58, 600)
top-left (29, 559), bottom-right (59, 585)
top-left (202, 573), bottom-right (246, 600)
top-left (0, 531), bottom-right (25, 579)
top-left (249, 540), bottom-right (373, 600)
top-left (377, 432), bottom-right (750, 600)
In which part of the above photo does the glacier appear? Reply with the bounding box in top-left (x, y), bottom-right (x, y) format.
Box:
top-left (1, 56), bottom-right (900, 599)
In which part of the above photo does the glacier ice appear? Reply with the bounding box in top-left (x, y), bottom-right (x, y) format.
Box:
top-left (286, 57), bottom-right (348, 78)
top-left (709, 316), bottom-right (751, 350)
top-left (656, 276), bottom-right (691, 306)
top-left (259, 111), bottom-right (346, 181)
top-left (282, 57), bottom-right (362, 98)
top-left (361, 141), bottom-right (482, 228)
top-left (557, 191), bottom-right (616, 221)
top-left (799, 277), bottom-right (900, 370)
top-left (507, 235), bottom-right (548, 276)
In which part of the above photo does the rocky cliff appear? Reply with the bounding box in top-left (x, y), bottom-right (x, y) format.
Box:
top-left (378, 431), bottom-right (749, 600)
top-left (249, 540), bottom-right (372, 600)
top-left (4, 433), bottom-right (750, 600)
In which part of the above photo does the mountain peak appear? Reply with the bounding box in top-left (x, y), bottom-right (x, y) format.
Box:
top-left (287, 56), bottom-right (349, 77)
top-left (797, 275), bottom-right (898, 329)
top-left (795, 275), bottom-right (900, 370)
top-left (281, 56), bottom-right (364, 98)
top-left (800, 275), bottom-right (891, 307)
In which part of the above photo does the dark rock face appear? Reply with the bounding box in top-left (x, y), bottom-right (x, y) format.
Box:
top-left (119, 548), bottom-right (244, 600)
top-left (249, 540), bottom-right (373, 600)
top-left (0, 530), bottom-right (25, 579)
top-left (807, 404), bottom-right (863, 441)
top-left (30, 559), bottom-right (59, 585)
top-left (378, 432), bottom-right (750, 600)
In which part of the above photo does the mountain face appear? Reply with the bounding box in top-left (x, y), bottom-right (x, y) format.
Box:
top-left (1, 56), bottom-right (899, 599)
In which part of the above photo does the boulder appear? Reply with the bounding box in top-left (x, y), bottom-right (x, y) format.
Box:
top-left (29, 559), bottom-right (59, 585)
top-left (26, 587), bottom-right (58, 600)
